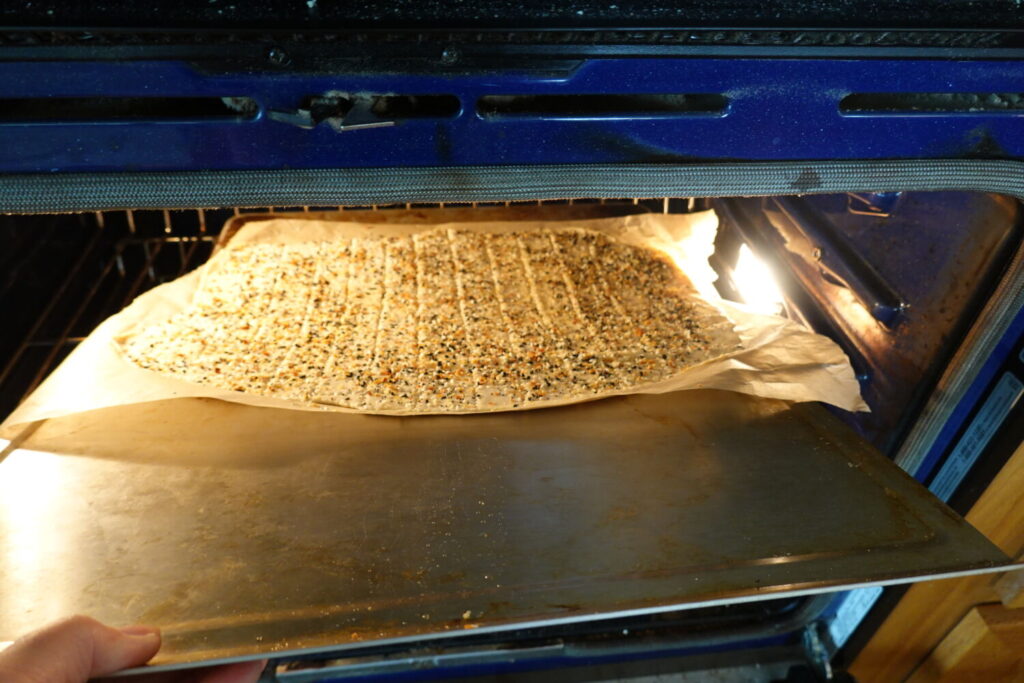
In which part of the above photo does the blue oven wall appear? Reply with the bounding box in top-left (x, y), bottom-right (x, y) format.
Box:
top-left (1, 58), bottom-right (1024, 171)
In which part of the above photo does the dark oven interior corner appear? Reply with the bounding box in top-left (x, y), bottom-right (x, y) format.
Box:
top-left (1, 4), bottom-right (1024, 683)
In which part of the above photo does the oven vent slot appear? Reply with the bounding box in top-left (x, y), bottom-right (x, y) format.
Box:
top-left (840, 92), bottom-right (1024, 114)
top-left (268, 94), bottom-right (460, 131)
top-left (477, 94), bottom-right (728, 119)
top-left (0, 96), bottom-right (259, 123)
top-left (369, 95), bottom-right (461, 119)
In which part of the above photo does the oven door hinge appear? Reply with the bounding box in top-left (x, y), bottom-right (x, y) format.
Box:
top-left (801, 621), bottom-right (835, 681)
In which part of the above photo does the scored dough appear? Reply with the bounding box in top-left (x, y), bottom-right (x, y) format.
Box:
top-left (120, 226), bottom-right (740, 413)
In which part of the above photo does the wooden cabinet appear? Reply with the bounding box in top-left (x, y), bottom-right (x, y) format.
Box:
top-left (851, 443), bottom-right (1024, 682)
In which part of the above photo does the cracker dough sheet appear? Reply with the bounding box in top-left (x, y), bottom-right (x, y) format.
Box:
top-left (0, 211), bottom-right (867, 433)
top-left (121, 226), bottom-right (739, 412)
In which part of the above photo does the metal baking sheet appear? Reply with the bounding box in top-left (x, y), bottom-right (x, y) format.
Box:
top-left (0, 390), bottom-right (1014, 671)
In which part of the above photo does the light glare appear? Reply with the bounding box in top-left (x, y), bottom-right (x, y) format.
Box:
top-left (734, 245), bottom-right (784, 315)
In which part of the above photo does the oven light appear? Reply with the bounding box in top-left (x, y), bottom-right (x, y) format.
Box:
top-left (733, 244), bottom-right (784, 315)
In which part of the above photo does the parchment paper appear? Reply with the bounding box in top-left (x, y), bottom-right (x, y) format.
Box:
top-left (0, 211), bottom-right (868, 436)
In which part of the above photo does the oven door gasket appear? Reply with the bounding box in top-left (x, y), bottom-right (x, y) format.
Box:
top-left (1, 159), bottom-right (1024, 213)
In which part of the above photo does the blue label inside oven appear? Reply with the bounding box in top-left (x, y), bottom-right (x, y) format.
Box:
top-left (929, 371), bottom-right (1023, 501)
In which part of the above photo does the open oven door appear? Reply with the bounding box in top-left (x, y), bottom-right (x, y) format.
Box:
top-left (0, 387), bottom-right (1017, 678)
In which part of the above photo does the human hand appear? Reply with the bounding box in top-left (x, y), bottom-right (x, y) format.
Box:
top-left (0, 615), bottom-right (266, 683)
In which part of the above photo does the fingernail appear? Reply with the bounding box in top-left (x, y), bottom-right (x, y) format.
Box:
top-left (120, 625), bottom-right (160, 638)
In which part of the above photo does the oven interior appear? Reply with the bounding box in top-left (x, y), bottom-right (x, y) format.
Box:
top-left (0, 191), bottom-right (1021, 681)
top-left (3, 192), bottom-right (1019, 455)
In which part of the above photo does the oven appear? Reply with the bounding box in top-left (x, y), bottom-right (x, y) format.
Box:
top-left (1, 4), bottom-right (1023, 682)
